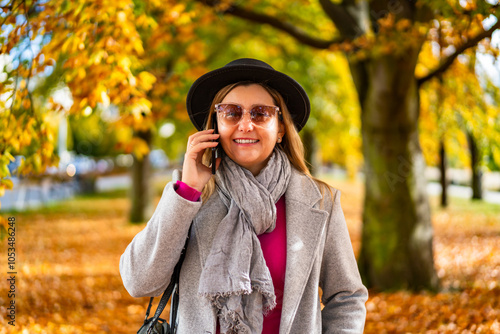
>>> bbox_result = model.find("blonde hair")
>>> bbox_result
[200,81,332,202]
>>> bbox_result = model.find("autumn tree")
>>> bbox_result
[419,46,500,205]
[0,5,59,216]
[195,0,500,290]
[1,0,151,214]
[0,1,223,222]
[481,75,500,172]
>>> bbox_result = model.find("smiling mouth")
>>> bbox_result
[234,139,259,144]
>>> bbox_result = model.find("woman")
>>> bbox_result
[120,58,368,334]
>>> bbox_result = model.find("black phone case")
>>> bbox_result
[211,117,220,174]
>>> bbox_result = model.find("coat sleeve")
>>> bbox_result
[119,179,203,298]
[320,189,368,333]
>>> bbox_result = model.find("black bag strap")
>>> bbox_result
[169,283,180,326]
[143,225,191,334]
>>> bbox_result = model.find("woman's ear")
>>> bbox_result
[277,122,285,142]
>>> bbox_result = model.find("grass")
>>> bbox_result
[431,196,500,217]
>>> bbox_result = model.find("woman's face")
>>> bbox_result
[217,84,285,176]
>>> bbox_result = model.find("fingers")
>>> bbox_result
[187,130,219,153]
[188,140,218,155]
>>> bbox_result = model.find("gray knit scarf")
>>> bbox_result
[198,148,291,334]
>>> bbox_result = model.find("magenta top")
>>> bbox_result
[174,180,286,333]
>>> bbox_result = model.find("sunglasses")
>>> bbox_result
[215,103,280,127]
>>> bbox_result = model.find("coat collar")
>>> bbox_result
[280,169,329,334]
[285,167,324,207]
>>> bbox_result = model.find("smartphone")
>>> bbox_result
[211,116,220,174]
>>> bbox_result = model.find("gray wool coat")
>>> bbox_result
[120,168,368,334]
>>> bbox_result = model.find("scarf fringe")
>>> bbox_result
[252,284,277,315]
[198,284,276,315]
[199,284,277,313]
[199,288,252,309]
[218,309,248,334]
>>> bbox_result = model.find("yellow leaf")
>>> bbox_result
[79,98,88,108]
[22,99,31,109]
[131,137,150,160]
[1,178,13,189]
[5,151,15,162]
[77,67,86,79]
[133,39,144,54]
[138,71,156,91]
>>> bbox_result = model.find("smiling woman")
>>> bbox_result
[213,84,284,176]
[120,58,368,334]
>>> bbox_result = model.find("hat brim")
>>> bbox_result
[186,64,310,132]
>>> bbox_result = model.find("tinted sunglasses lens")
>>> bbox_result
[250,106,276,124]
[217,104,243,125]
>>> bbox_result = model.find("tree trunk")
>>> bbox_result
[129,130,154,223]
[439,139,448,207]
[467,131,483,200]
[354,52,440,291]
[301,127,319,176]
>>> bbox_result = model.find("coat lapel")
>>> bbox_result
[280,170,329,334]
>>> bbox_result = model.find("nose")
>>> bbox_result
[238,112,254,132]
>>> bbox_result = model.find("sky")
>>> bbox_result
[476,14,500,86]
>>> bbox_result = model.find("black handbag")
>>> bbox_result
[137,228,190,334]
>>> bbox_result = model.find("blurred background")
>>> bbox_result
[1,0,499,333]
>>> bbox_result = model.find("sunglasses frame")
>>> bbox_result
[214,103,281,127]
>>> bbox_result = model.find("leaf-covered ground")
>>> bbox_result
[0,178,499,333]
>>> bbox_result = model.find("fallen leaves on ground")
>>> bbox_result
[0,179,498,333]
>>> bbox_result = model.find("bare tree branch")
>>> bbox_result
[197,0,343,49]
[319,0,367,38]
[417,17,500,86]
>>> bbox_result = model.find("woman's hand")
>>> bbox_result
[181,129,221,192]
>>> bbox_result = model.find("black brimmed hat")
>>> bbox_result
[186,58,310,132]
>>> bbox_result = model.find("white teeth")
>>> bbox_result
[234,139,258,144]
